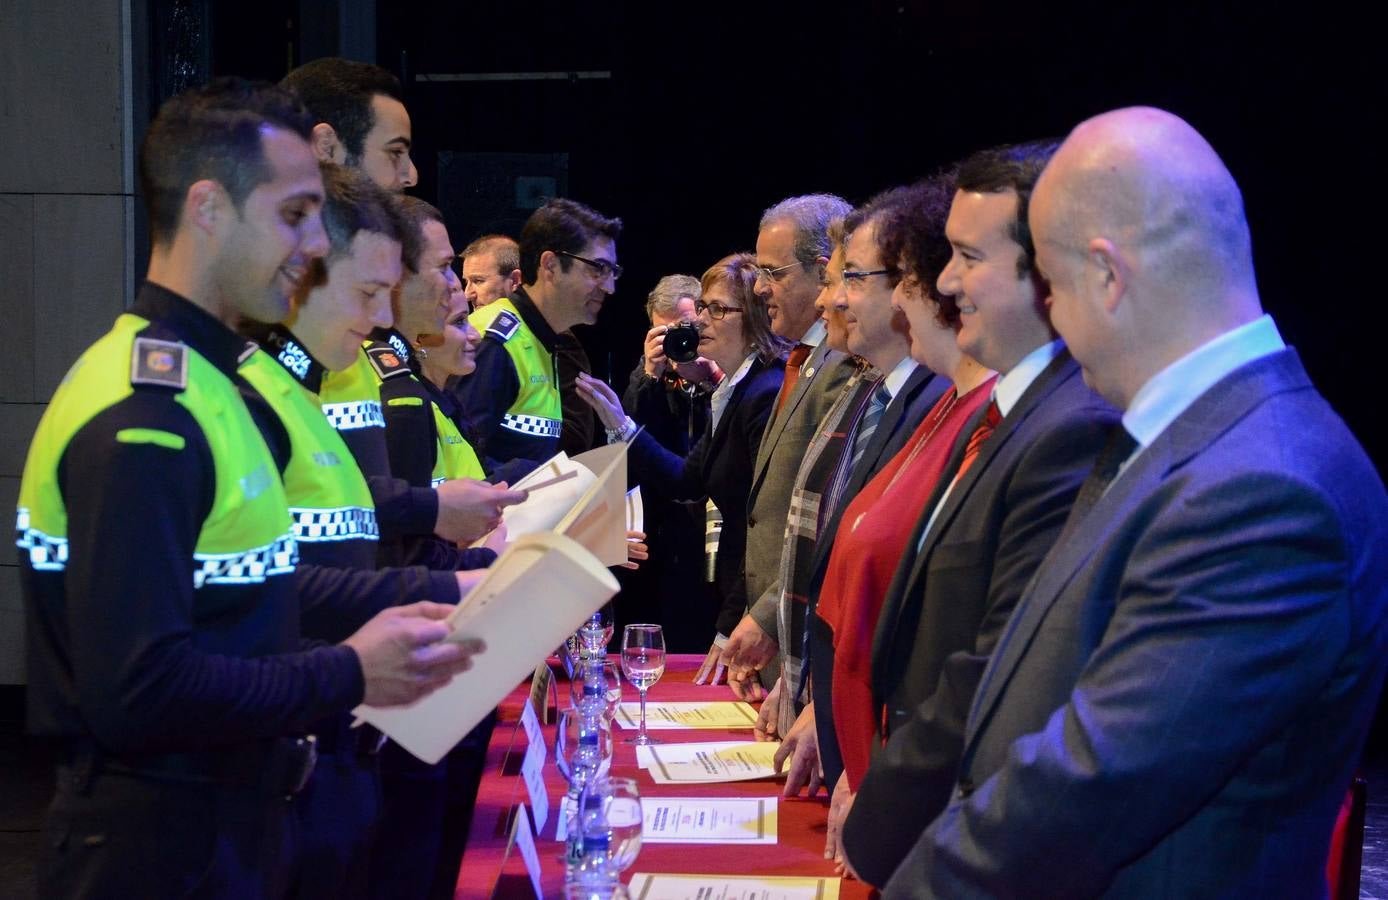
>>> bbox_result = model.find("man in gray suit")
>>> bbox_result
[874,108,1388,898]
[697,194,854,700]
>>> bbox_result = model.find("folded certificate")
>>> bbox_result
[626,873,840,900]
[639,741,782,784]
[615,701,758,730]
[353,531,619,764]
[477,442,631,567]
[555,796,777,844]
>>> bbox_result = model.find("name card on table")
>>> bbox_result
[528,663,555,724]
[518,699,550,833]
[508,804,545,899]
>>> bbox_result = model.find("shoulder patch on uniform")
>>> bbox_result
[365,344,412,380]
[130,336,188,390]
[486,310,521,343]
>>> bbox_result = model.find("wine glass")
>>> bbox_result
[620,624,665,745]
[555,707,613,799]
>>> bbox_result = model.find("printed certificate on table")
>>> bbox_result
[642,797,778,844]
[615,701,759,730]
[626,873,840,900]
[638,741,782,784]
[556,796,778,844]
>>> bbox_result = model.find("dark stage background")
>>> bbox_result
[199,0,1384,479]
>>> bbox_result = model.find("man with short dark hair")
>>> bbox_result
[452,197,622,468]
[879,108,1388,899]
[241,164,493,900]
[459,233,521,308]
[15,79,479,899]
[283,57,418,191]
[840,140,1118,886]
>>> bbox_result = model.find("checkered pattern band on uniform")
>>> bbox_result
[501,413,562,437]
[192,532,298,589]
[323,400,385,431]
[290,506,379,543]
[14,507,68,572]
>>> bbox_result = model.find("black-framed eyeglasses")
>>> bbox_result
[754,261,802,283]
[842,269,892,292]
[558,250,623,282]
[695,300,744,320]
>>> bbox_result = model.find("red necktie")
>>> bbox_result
[776,343,812,414]
[954,398,1002,481]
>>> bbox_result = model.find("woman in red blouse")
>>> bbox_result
[811,174,997,873]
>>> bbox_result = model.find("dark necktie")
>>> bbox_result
[776,343,813,414]
[1068,425,1139,524]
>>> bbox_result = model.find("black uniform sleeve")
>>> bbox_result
[379,375,437,489]
[555,332,596,455]
[450,339,520,459]
[400,537,498,572]
[59,396,363,755]
[334,420,438,538]
[294,564,462,643]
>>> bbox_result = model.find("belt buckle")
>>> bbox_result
[287,735,318,795]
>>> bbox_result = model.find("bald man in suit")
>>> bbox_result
[874,107,1388,899]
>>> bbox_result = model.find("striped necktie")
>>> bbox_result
[849,380,892,475]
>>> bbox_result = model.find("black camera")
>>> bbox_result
[662,323,702,364]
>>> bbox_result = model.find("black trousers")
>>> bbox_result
[41,766,296,899]
[292,751,382,900]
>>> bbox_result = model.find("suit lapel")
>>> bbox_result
[704,359,761,471]
[892,354,1079,630]
[960,348,1315,759]
[749,341,837,501]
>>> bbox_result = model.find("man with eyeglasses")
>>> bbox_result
[452,197,623,469]
[707,194,856,705]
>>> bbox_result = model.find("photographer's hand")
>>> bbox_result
[674,356,724,391]
[643,325,671,378]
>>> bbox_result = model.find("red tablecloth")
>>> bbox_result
[453,654,873,898]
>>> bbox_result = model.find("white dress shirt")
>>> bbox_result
[917,338,1066,550]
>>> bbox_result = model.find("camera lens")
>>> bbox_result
[662,323,701,364]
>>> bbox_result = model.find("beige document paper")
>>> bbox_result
[614,701,758,730]
[638,741,783,784]
[626,873,840,900]
[555,796,777,845]
[353,531,619,764]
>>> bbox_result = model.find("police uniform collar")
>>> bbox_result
[254,325,328,394]
[369,327,418,370]
[509,287,559,352]
[131,281,253,379]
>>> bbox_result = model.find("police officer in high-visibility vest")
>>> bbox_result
[452,198,623,470]
[15,80,483,900]
[283,57,514,566]
[240,163,498,900]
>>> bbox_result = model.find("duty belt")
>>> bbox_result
[501,413,562,438]
[62,735,319,798]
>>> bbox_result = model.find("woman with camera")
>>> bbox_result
[576,253,790,658]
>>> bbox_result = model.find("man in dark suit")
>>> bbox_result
[837,142,1119,880]
[873,107,1388,899]
[699,194,854,697]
